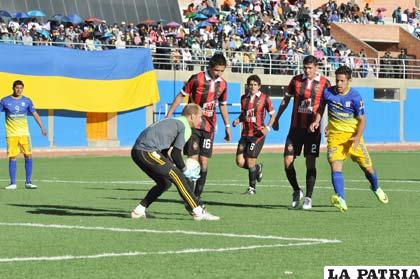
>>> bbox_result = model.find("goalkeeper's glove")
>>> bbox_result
[183,168,200,182]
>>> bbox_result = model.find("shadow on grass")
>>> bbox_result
[7,203,194,221]
[8,203,128,218]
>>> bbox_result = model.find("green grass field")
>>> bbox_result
[0,152,419,279]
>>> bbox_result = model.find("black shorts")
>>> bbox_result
[131,148,200,209]
[236,136,265,158]
[184,128,214,158]
[284,128,321,157]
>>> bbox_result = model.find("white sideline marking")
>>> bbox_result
[1,178,418,193]
[0,222,340,243]
[0,222,340,263]
[0,243,320,263]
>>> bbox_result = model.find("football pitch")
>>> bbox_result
[0,151,419,279]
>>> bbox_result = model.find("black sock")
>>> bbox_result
[306,168,317,198]
[248,166,257,188]
[194,170,208,198]
[285,166,300,191]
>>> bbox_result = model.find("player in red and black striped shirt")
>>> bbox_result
[233,75,275,194]
[166,53,231,201]
[273,55,331,209]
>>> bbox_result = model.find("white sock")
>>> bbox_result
[192,206,204,216]
[134,204,146,213]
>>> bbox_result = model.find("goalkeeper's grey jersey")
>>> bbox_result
[133,117,191,152]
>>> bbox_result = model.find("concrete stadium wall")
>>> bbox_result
[330,23,379,58]
[335,23,400,43]
[399,28,420,59]
[404,88,420,142]
[53,110,87,147]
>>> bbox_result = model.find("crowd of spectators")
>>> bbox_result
[0,0,418,78]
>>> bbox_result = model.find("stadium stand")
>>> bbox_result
[0,0,419,79]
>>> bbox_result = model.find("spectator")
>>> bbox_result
[397,49,408,79]
[414,22,420,38]
[392,7,402,23]
[22,30,33,46]
[380,51,394,78]
[374,9,385,24]
[115,33,126,49]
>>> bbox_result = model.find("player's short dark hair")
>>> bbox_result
[335,66,352,79]
[13,80,24,88]
[246,75,261,85]
[209,53,227,68]
[303,55,318,66]
[182,103,201,117]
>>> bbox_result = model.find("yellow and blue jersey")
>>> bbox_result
[324,87,364,134]
[0,95,35,137]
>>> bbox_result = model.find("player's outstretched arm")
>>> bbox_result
[166,93,185,119]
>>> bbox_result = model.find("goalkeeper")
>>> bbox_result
[130,103,219,221]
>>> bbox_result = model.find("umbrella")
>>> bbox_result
[185,12,197,19]
[140,18,156,25]
[51,14,67,22]
[65,14,83,24]
[200,7,219,16]
[85,17,103,23]
[27,10,46,17]
[13,12,29,19]
[207,17,219,23]
[332,42,347,51]
[196,21,211,29]
[101,32,113,39]
[0,10,12,18]
[165,21,181,28]
[194,13,208,20]
[377,7,386,12]
[36,29,51,39]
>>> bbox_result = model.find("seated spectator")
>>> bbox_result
[22,30,33,46]
[115,33,126,49]
[85,35,95,51]
[414,22,420,38]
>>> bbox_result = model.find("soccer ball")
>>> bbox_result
[185,158,200,177]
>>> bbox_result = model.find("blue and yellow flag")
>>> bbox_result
[0,44,159,112]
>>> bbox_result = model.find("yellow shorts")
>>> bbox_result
[327,133,372,168]
[7,136,32,158]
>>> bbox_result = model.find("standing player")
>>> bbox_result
[166,53,231,202]
[1,80,47,190]
[272,55,330,209]
[131,104,219,221]
[309,66,389,212]
[232,75,275,194]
